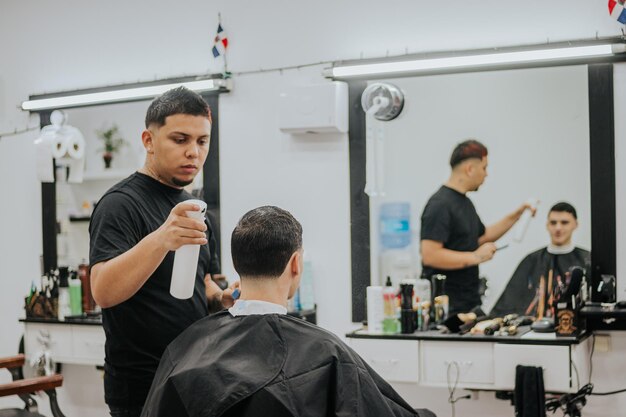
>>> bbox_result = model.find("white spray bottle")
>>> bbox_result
[170,199,207,299]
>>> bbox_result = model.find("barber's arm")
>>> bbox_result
[421,239,496,270]
[478,202,536,245]
[91,201,208,308]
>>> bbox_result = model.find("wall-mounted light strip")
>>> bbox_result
[328,43,626,79]
[22,78,230,111]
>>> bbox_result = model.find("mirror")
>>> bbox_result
[366,65,592,313]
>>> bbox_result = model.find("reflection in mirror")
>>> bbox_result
[368,65,591,313]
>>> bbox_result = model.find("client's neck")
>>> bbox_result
[239,276,289,308]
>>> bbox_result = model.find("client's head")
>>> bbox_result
[231,206,304,301]
[547,201,578,247]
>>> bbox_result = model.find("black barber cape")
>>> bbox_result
[491,247,589,317]
[141,311,421,417]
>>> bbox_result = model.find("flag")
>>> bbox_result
[212,23,228,58]
[609,0,626,24]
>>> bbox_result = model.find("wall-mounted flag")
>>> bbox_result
[212,23,228,58]
[609,0,626,24]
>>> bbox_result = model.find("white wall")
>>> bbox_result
[1,1,625,416]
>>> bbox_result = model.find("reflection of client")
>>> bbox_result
[491,202,590,318]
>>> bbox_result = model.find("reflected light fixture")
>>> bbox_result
[22,78,231,111]
[327,42,626,79]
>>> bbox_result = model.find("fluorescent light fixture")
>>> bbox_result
[22,78,229,111]
[330,43,626,79]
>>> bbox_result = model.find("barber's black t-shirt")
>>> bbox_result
[89,172,220,407]
[420,185,485,314]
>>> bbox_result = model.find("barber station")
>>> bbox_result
[2,3,626,417]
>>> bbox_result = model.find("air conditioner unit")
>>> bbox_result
[278,81,348,134]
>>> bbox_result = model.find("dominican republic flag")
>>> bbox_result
[609,0,626,24]
[212,24,228,57]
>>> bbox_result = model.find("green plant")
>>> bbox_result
[96,124,125,154]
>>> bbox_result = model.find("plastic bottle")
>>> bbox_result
[170,199,207,299]
[69,277,83,316]
[382,277,399,333]
[366,286,384,333]
[57,272,71,320]
[380,202,411,249]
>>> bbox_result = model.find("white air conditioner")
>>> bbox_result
[278,81,348,134]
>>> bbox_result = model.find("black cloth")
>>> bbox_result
[420,186,486,314]
[89,172,220,407]
[490,247,590,317]
[514,365,546,417]
[141,312,428,417]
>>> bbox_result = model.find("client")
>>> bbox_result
[142,206,434,417]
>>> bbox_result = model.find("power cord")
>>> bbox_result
[446,361,471,417]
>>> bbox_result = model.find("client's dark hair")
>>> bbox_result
[449,139,488,168]
[549,202,577,219]
[145,86,212,128]
[231,206,303,278]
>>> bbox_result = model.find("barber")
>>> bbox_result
[420,139,535,315]
[89,87,237,417]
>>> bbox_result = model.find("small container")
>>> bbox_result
[382,277,399,334]
[69,278,83,315]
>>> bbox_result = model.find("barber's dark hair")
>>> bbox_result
[449,139,488,168]
[144,86,211,128]
[231,206,303,278]
[549,201,577,219]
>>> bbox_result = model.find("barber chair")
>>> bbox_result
[0,354,65,417]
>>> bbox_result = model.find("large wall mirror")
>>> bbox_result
[348,62,618,322]
[36,90,222,273]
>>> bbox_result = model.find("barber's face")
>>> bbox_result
[468,156,488,191]
[143,114,211,188]
[547,211,578,246]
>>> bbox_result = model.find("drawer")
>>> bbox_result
[24,323,74,361]
[421,341,494,387]
[494,344,571,392]
[349,338,419,383]
[71,325,105,365]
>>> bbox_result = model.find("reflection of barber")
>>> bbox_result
[420,139,535,315]
[491,202,590,318]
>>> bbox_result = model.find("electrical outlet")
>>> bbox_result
[594,334,611,353]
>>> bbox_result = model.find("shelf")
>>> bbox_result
[81,169,134,182]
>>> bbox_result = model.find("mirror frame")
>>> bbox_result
[346,62,621,323]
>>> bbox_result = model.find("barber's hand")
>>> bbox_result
[156,201,208,251]
[517,201,538,218]
[473,242,497,264]
[221,281,241,309]
[204,275,240,309]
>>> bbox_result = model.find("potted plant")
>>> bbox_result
[96,124,125,169]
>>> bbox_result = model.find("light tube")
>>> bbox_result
[22,79,227,111]
[331,44,626,79]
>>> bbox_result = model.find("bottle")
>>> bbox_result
[69,276,83,316]
[380,202,411,249]
[399,282,416,334]
[170,199,207,299]
[78,261,96,313]
[57,271,71,320]
[366,286,384,333]
[415,276,431,305]
[382,277,399,333]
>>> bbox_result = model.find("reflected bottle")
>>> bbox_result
[382,277,399,334]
